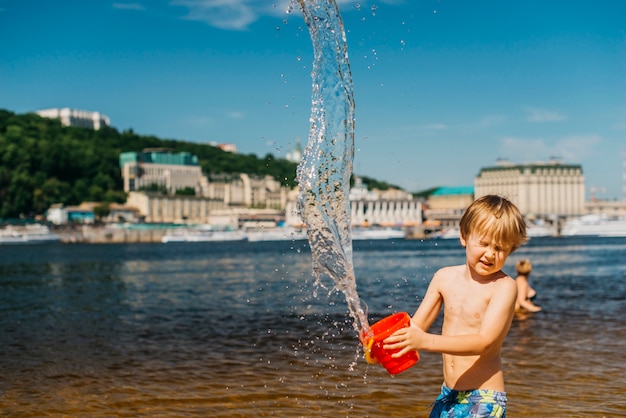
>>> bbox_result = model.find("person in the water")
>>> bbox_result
[514,259,542,313]
[384,195,527,417]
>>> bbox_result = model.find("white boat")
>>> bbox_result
[432,222,556,240]
[161,226,247,243]
[351,227,406,241]
[246,227,307,242]
[560,214,626,237]
[526,221,556,238]
[0,224,61,244]
[436,227,461,240]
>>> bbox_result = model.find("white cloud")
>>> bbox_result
[228,111,245,119]
[170,0,292,31]
[184,115,214,127]
[168,0,398,31]
[554,134,602,161]
[478,115,506,127]
[500,134,601,163]
[112,3,146,10]
[523,107,566,122]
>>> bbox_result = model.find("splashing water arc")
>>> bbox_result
[296,0,369,335]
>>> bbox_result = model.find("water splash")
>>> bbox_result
[295,0,369,335]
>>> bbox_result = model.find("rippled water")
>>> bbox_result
[1,237,625,416]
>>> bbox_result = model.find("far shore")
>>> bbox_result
[51,224,429,244]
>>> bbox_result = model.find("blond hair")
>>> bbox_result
[459,195,528,252]
[516,259,532,275]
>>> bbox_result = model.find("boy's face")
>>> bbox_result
[460,233,513,278]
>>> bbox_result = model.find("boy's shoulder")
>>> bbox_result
[436,264,466,276]
[432,264,466,284]
[435,265,516,288]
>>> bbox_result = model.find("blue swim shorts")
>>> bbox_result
[429,385,507,418]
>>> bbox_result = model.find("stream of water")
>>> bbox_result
[295,0,369,337]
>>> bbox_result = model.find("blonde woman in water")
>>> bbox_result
[514,259,542,313]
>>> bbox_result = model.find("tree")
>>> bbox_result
[93,202,110,222]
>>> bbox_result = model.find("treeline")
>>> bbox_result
[0,109,400,219]
[0,109,300,218]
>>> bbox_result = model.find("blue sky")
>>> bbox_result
[1,1,625,199]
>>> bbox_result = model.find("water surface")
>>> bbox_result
[1,237,625,416]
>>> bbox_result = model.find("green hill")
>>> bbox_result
[0,109,300,219]
[0,109,402,219]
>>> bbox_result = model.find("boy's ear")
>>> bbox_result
[459,234,467,248]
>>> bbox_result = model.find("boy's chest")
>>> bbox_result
[442,283,493,326]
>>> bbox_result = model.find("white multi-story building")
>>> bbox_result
[285,185,423,227]
[119,149,291,223]
[120,149,208,196]
[36,108,110,130]
[474,159,585,217]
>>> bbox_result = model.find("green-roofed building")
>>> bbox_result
[422,186,474,234]
[430,186,475,196]
[120,148,206,195]
[475,159,585,217]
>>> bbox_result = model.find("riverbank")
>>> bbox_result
[52,224,169,244]
[50,224,428,244]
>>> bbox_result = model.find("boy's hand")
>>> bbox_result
[382,321,424,358]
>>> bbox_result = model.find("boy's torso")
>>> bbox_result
[436,265,514,391]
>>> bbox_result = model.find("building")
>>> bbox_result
[36,108,110,130]
[423,186,474,231]
[350,198,423,227]
[474,159,585,218]
[47,202,97,224]
[285,185,423,228]
[206,173,288,209]
[217,143,238,153]
[125,192,226,224]
[120,149,209,196]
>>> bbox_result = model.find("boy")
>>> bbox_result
[384,195,527,417]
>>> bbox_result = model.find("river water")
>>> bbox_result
[1,236,625,417]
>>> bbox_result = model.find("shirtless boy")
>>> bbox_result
[384,194,527,417]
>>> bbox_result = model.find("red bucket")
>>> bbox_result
[363,312,419,375]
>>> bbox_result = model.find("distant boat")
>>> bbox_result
[435,227,461,240]
[0,224,61,245]
[526,221,556,238]
[560,214,626,237]
[246,227,307,242]
[351,227,406,241]
[161,226,247,243]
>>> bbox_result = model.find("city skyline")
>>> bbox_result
[1,0,625,199]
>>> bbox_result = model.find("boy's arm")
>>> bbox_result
[385,277,517,357]
[411,271,444,331]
